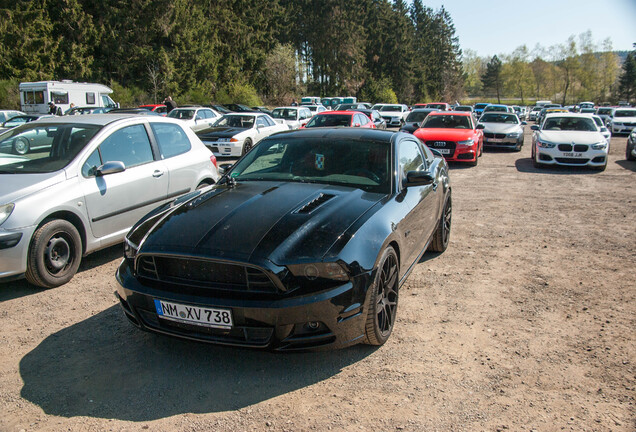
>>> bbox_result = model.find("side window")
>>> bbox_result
[360,114,369,125]
[82,149,102,177]
[264,116,276,126]
[151,123,192,158]
[86,92,96,104]
[99,124,154,168]
[398,140,425,185]
[256,116,267,127]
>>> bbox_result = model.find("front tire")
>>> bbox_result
[364,247,399,346]
[242,138,253,156]
[25,220,82,288]
[429,195,452,252]
[627,145,636,161]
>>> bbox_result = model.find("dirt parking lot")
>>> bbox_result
[0,126,634,431]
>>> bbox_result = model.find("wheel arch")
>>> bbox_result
[36,210,87,256]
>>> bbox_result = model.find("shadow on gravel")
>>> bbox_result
[19,306,375,421]
[0,244,122,302]
[615,160,636,172]
[515,157,601,175]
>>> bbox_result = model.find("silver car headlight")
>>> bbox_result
[591,142,608,150]
[507,132,522,138]
[536,139,556,148]
[457,139,474,146]
[0,203,14,226]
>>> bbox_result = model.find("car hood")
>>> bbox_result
[612,116,636,122]
[137,181,384,265]
[414,128,475,141]
[537,130,605,144]
[481,123,522,134]
[197,126,248,139]
[0,170,67,204]
[379,111,403,117]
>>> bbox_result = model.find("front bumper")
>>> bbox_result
[0,226,35,281]
[115,259,372,351]
[534,143,608,167]
[483,135,521,149]
[610,123,636,135]
[381,116,403,127]
[202,140,244,157]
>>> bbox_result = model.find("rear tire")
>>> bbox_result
[364,247,399,346]
[429,195,452,252]
[242,138,253,156]
[13,137,30,155]
[25,220,82,288]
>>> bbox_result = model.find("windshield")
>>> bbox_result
[614,110,636,118]
[167,109,195,120]
[228,136,390,193]
[480,113,518,124]
[3,117,33,128]
[421,115,471,129]
[485,106,507,112]
[213,114,255,128]
[474,103,488,109]
[597,108,612,115]
[305,114,352,127]
[379,105,402,112]
[542,117,597,132]
[272,108,297,120]
[454,106,472,112]
[0,123,101,173]
[406,111,432,122]
[426,104,446,109]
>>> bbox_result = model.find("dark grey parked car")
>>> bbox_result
[400,108,438,134]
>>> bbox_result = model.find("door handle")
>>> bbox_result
[432,182,438,191]
[152,170,164,178]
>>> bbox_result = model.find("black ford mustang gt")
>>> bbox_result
[115,128,452,350]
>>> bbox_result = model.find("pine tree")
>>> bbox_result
[482,55,503,103]
[618,49,636,103]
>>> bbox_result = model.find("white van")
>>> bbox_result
[535,100,552,108]
[19,80,118,114]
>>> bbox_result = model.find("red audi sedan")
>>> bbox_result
[414,111,483,165]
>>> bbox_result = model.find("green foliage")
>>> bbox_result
[109,81,148,107]
[359,77,398,104]
[482,55,503,103]
[216,81,262,106]
[263,44,298,105]
[618,51,636,103]
[0,79,21,109]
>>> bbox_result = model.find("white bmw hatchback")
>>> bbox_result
[531,113,609,171]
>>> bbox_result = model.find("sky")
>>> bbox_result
[420,0,636,58]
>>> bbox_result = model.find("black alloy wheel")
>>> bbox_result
[365,247,399,346]
[429,195,452,252]
[242,138,253,155]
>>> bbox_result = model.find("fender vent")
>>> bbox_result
[296,193,335,214]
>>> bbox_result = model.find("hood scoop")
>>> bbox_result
[295,193,335,214]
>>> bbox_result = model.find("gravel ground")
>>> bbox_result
[0,125,634,431]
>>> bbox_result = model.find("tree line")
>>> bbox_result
[0,1,633,109]
[0,0,462,107]
[466,33,635,106]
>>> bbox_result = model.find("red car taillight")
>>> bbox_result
[210,154,218,168]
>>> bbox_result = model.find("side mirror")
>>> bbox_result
[218,162,233,175]
[531,125,540,131]
[406,171,435,187]
[476,124,485,129]
[95,161,125,176]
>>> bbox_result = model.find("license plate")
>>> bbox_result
[438,149,451,154]
[562,152,583,157]
[154,299,233,329]
[488,138,504,143]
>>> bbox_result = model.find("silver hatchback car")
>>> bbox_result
[0,114,219,288]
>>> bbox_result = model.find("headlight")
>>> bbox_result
[457,139,474,146]
[536,140,556,148]
[287,262,349,281]
[124,237,138,260]
[0,203,14,226]
[591,142,607,150]
[507,132,522,138]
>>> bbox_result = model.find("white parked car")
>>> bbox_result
[196,112,289,157]
[588,114,611,144]
[0,110,25,124]
[303,104,327,114]
[478,112,525,151]
[607,108,636,135]
[0,114,220,287]
[371,104,409,127]
[271,106,313,129]
[167,106,221,132]
[531,113,609,171]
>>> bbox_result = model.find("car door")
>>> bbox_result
[79,122,170,241]
[396,138,439,267]
[254,115,274,143]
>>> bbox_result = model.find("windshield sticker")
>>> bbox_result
[315,153,325,171]
[231,172,240,177]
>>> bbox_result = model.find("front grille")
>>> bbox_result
[555,157,590,164]
[574,144,588,152]
[136,255,279,293]
[484,132,506,139]
[558,144,572,151]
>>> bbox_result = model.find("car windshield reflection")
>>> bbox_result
[229,137,390,193]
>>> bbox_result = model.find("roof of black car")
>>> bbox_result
[269,127,400,143]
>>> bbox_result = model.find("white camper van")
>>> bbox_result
[19,80,118,114]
